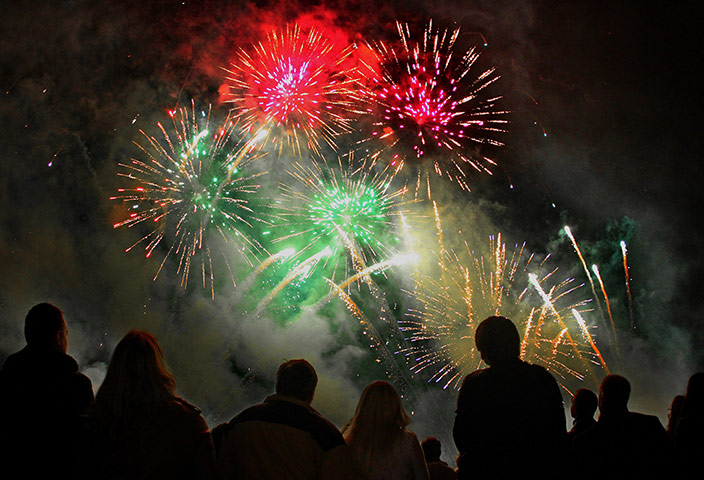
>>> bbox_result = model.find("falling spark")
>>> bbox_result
[564,225,607,325]
[592,264,619,354]
[621,240,636,331]
[573,309,610,374]
[325,278,411,390]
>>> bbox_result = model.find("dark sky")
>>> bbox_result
[1,0,702,448]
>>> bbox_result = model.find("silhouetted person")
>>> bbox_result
[572,374,672,477]
[673,372,704,475]
[421,436,456,480]
[0,303,94,477]
[568,388,598,438]
[83,330,215,479]
[452,316,566,478]
[216,359,359,480]
[343,381,429,480]
[666,394,685,439]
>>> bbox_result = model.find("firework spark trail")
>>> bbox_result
[564,226,609,332]
[399,213,416,259]
[224,24,358,157]
[325,279,414,397]
[592,264,620,355]
[621,240,636,331]
[227,248,298,305]
[433,201,447,273]
[258,247,332,309]
[254,248,297,276]
[358,20,509,193]
[527,273,596,383]
[321,253,419,304]
[333,223,370,285]
[111,101,270,297]
[520,308,538,359]
[316,253,419,313]
[275,154,414,282]
[572,309,610,375]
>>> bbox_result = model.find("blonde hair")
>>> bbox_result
[343,381,410,474]
[94,330,176,431]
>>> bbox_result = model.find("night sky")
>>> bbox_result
[1,0,702,460]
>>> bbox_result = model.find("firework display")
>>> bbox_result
[224,24,358,157]
[111,101,270,297]
[399,231,606,392]
[357,20,509,191]
[108,16,622,399]
[273,153,414,282]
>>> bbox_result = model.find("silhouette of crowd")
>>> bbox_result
[0,304,700,479]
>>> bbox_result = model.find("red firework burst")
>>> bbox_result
[360,21,509,191]
[224,24,358,157]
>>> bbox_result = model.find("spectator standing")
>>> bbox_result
[572,374,672,477]
[453,316,566,478]
[673,372,704,475]
[343,380,429,480]
[421,436,456,480]
[84,330,215,479]
[216,359,358,480]
[568,388,598,438]
[0,303,94,477]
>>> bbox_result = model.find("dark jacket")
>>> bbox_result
[427,460,456,480]
[572,410,673,477]
[673,411,704,476]
[0,346,94,476]
[216,394,359,480]
[453,359,566,477]
[82,397,216,480]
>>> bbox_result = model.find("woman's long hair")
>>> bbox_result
[343,381,410,475]
[93,330,176,432]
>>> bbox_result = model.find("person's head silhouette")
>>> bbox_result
[24,302,68,353]
[571,388,598,422]
[421,436,442,463]
[599,374,631,417]
[276,359,318,404]
[475,316,520,366]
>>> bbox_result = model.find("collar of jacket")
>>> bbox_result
[264,393,313,410]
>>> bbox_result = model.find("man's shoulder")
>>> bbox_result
[459,367,490,386]
[228,397,345,451]
[627,411,659,421]
[627,411,665,431]
[1,348,82,382]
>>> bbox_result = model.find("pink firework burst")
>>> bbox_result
[224,24,358,157]
[360,20,509,191]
